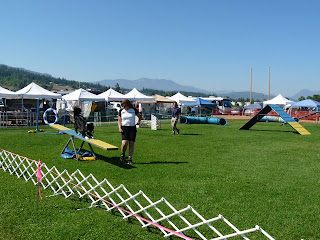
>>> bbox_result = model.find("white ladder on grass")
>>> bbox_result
[0,148,275,240]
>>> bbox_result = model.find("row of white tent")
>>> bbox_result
[0,83,154,102]
[1,82,319,108]
[0,82,197,104]
[262,94,320,108]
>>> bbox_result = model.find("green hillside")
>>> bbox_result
[0,64,107,92]
[0,64,209,97]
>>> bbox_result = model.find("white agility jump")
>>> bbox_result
[138,114,160,130]
[0,148,275,240]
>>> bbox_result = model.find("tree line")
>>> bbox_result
[0,64,107,91]
[298,95,320,102]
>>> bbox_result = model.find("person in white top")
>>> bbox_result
[118,99,142,165]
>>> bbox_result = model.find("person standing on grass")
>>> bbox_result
[171,102,181,135]
[191,107,196,116]
[118,99,142,165]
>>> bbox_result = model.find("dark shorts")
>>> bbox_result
[121,126,137,142]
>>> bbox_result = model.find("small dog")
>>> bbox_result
[74,107,94,138]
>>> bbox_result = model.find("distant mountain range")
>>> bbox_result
[96,78,320,100]
[96,78,212,94]
[218,91,275,101]
[96,78,273,100]
[2,63,319,101]
[291,89,320,100]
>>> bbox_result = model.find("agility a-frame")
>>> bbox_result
[240,104,311,135]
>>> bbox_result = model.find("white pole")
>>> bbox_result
[268,66,271,100]
[250,68,253,104]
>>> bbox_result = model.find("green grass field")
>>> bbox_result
[0,120,319,239]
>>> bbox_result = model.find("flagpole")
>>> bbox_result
[250,68,252,104]
[36,98,40,131]
[268,66,271,100]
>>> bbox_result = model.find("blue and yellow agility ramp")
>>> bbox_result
[240,104,311,135]
[49,124,118,160]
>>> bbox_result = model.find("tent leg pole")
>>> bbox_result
[36,98,40,132]
[63,99,66,126]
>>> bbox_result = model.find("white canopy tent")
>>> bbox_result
[59,88,105,118]
[169,92,196,105]
[263,94,294,107]
[98,88,126,101]
[12,82,62,131]
[62,88,105,101]
[15,82,62,99]
[0,86,19,98]
[123,88,155,102]
[0,86,20,128]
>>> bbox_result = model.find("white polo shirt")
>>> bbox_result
[119,108,139,126]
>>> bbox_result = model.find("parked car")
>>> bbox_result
[231,107,244,115]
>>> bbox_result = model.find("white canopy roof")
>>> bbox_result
[123,88,155,101]
[62,88,105,101]
[0,86,19,98]
[98,88,126,101]
[15,82,62,99]
[169,92,196,104]
[263,94,294,106]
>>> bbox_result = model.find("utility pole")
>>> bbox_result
[250,68,252,104]
[268,66,271,100]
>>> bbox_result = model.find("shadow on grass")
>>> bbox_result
[136,161,188,165]
[95,154,135,169]
[180,133,202,136]
[247,129,299,134]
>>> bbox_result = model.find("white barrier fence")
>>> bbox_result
[0,148,275,240]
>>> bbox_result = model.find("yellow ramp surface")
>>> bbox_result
[288,122,311,135]
[49,124,70,131]
[87,139,118,150]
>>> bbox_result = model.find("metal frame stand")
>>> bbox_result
[61,136,96,160]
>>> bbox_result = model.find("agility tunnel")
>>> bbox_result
[259,116,299,123]
[180,116,227,126]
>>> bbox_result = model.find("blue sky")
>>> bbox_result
[0,0,319,96]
